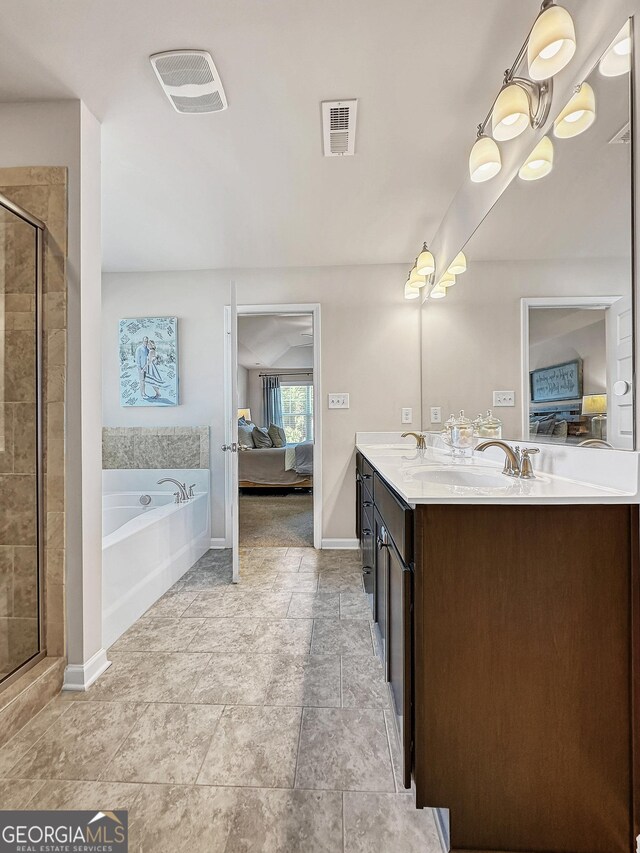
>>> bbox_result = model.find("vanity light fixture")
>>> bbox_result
[519,135,554,180]
[492,83,531,141]
[404,281,420,300]
[447,252,467,275]
[554,82,596,138]
[430,283,447,299]
[527,1,576,81]
[409,267,427,288]
[438,272,456,288]
[416,243,436,276]
[469,134,502,182]
[600,21,632,77]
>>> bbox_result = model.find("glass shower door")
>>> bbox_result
[0,198,44,686]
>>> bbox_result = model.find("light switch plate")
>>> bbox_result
[328,393,350,409]
[430,406,442,424]
[493,390,515,407]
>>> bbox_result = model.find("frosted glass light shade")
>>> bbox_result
[528,4,576,81]
[404,282,420,300]
[600,21,632,77]
[438,272,456,288]
[416,245,435,276]
[409,267,427,288]
[469,136,502,183]
[519,136,554,181]
[430,283,447,299]
[492,83,530,141]
[554,83,596,138]
[447,252,467,275]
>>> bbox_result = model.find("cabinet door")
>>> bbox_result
[387,541,413,789]
[374,511,388,666]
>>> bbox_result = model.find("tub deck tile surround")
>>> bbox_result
[0,548,441,852]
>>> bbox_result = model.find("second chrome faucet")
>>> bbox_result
[475,440,540,479]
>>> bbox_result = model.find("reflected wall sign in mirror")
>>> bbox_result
[421,18,634,451]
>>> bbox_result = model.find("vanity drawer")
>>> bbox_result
[357,453,374,498]
[374,472,413,565]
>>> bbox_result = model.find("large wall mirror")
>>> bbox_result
[421,18,634,451]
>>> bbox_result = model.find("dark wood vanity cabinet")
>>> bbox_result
[356,452,640,853]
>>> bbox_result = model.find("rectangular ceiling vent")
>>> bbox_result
[322,100,358,156]
[150,50,228,114]
[610,121,631,144]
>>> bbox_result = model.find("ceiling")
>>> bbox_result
[237,313,313,369]
[0,0,536,272]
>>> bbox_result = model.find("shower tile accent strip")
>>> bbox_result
[102,426,210,469]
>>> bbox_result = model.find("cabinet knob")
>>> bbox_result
[362,528,372,536]
[362,567,372,575]
[363,501,373,508]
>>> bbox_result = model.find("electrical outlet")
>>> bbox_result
[493,390,515,407]
[430,406,442,424]
[401,407,413,424]
[328,393,350,409]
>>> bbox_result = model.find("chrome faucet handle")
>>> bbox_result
[188,483,196,497]
[519,447,540,479]
[173,491,181,504]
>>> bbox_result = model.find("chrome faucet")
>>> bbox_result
[157,478,189,501]
[402,432,427,450]
[475,440,540,479]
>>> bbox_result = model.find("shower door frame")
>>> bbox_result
[0,190,47,694]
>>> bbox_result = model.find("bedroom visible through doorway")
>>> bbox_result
[237,311,316,547]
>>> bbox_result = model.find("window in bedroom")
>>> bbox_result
[281,384,314,444]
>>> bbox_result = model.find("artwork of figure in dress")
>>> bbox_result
[119,318,178,407]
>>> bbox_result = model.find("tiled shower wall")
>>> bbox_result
[0,167,67,686]
[102,426,210,469]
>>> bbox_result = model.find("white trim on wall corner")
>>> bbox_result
[321,538,359,550]
[210,538,227,549]
[63,648,111,692]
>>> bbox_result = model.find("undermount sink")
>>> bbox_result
[411,467,508,489]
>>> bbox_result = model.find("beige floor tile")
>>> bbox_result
[384,709,408,793]
[182,592,236,618]
[197,705,302,788]
[85,652,211,703]
[260,554,303,573]
[142,590,200,618]
[26,779,142,810]
[343,792,442,852]
[223,591,292,618]
[0,779,45,808]
[188,617,258,652]
[110,617,205,652]
[311,620,374,655]
[295,707,395,792]
[8,701,146,781]
[287,593,340,619]
[340,592,373,620]
[0,696,72,777]
[252,618,313,654]
[264,655,341,707]
[101,703,224,784]
[192,654,276,705]
[272,573,319,593]
[318,571,364,593]
[341,655,391,709]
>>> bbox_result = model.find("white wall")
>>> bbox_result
[0,100,104,684]
[421,258,629,437]
[237,366,249,409]
[103,264,421,540]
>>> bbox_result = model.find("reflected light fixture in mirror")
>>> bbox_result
[519,135,554,180]
[469,135,502,182]
[438,272,457,288]
[409,267,427,288]
[600,21,632,77]
[554,82,596,138]
[447,252,467,275]
[404,281,420,300]
[527,2,576,81]
[492,83,531,140]
[416,243,435,276]
[430,283,447,299]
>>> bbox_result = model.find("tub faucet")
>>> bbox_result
[402,432,427,450]
[157,478,189,501]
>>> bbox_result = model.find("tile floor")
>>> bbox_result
[0,547,442,852]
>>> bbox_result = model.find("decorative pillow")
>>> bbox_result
[535,416,556,436]
[529,421,539,437]
[552,419,568,440]
[252,426,274,448]
[238,423,255,448]
[268,423,287,448]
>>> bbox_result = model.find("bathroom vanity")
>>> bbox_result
[356,439,640,853]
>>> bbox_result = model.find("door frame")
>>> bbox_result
[223,302,322,550]
[520,296,620,438]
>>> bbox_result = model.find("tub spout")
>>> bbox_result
[157,478,189,502]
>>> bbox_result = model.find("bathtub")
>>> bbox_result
[102,469,210,647]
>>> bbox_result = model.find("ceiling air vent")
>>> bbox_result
[610,121,631,144]
[150,50,228,114]
[322,100,358,156]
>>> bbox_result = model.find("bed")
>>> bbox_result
[238,442,313,489]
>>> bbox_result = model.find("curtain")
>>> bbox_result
[262,375,284,428]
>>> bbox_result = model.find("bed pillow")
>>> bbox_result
[238,423,255,448]
[552,419,568,440]
[252,426,274,448]
[534,416,556,436]
[268,423,287,448]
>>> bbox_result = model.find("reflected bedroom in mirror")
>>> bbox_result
[421,18,634,451]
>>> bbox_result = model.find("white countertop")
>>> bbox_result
[356,434,639,506]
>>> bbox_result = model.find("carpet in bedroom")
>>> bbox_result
[239,491,313,547]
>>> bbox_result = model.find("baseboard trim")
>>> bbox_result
[210,538,228,549]
[321,538,359,550]
[63,648,111,692]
